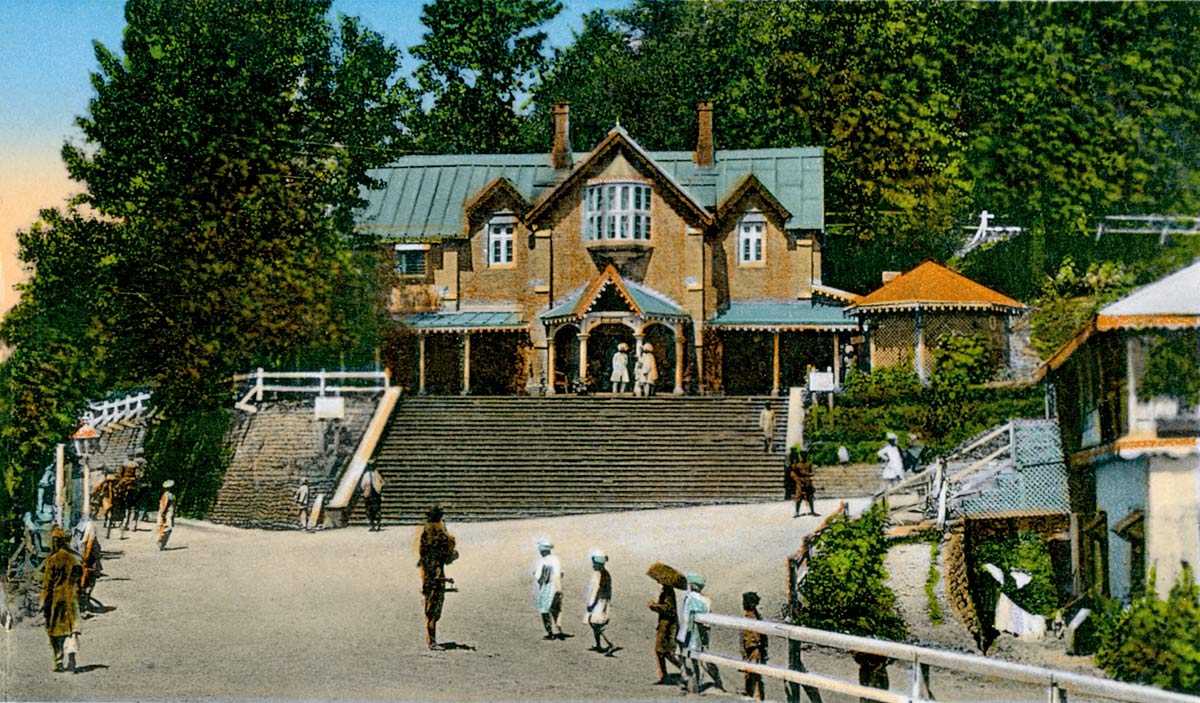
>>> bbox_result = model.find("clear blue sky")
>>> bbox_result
[0,0,626,247]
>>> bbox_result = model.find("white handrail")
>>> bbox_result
[693,613,1200,703]
[234,368,390,413]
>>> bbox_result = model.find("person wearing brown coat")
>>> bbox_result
[648,583,680,683]
[741,592,768,700]
[41,527,80,673]
[417,506,457,649]
[788,449,818,517]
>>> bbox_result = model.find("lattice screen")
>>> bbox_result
[870,315,915,369]
[953,419,1070,518]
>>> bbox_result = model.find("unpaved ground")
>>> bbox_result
[2,500,1105,702]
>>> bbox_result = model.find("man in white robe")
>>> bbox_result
[532,539,564,639]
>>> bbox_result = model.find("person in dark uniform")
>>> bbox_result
[417,506,457,649]
[741,591,768,700]
[648,582,680,683]
[788,449,818,517]
[41,527,80,673]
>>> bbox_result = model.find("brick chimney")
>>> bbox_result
[551,102,571,169]
[694,102,714,167]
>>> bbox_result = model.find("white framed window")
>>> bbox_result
[738,211,766,264]
[394,243,428,276]
[583,181,651,242]
[488,212,516,266]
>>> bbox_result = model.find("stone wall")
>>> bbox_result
[209,396,379,529]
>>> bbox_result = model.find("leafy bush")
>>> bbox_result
[926,538,944,625]
[1094,566,1200,694]
[972,531,1059,617]
[931,332,992,385]
[1030,257,1134,359]
[804,367,1043,462]
[1139,332,1200,407]
[794,502,908,641]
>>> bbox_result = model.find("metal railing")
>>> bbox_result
[689,612,1200,703]
[233,368,390,412]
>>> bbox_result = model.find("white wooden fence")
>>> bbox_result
[688,612,1200,703]
[79,391,153,430]
[232,368,390,413]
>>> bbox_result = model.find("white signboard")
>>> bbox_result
[314,396,345,420]
[808,370,837,392]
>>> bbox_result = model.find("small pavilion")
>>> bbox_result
[845,261,1025,382]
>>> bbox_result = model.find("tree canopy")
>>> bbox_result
[409,0,562,153]
[1,0,408,532]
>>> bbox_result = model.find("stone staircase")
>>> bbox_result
[351,395,795,524]
[210,397,378,529]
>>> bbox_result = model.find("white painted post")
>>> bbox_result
[319,369,327,397]
[462,332,471,395]
[255,367,265,403]
[577,333,589,388]
[772,331,781,395]
[673,327,685,395]
[82,457,91,517]
[54,444,65,527]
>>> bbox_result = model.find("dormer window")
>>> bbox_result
[394,243,428,277]
[738,211,765,265]
[584,181,651,242]
[488,212,516,266]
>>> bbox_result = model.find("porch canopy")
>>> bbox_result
[707,300,856,394]
[540,265,690,393]
[400,310,526,395]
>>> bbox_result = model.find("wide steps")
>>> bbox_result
[351,395,796,524]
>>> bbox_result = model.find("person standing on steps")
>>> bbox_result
[292,478,311,530]
[417,506,457,650]
[156,480,176,551]
[759,404,776,453]
[41,527,80,673]
[532,538,565,640]
[877,432,905,491]
[788,448,818,517]
[610,343,630,394]
[359,461,384,531]
[584,548,613,654]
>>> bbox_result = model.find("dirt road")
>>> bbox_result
[4,499,864,701]
[2,498,1098,702]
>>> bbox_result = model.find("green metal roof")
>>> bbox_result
[707,301,856,330]
[403,311,524,332]
[357,146,823,241]
[542,278,687,321]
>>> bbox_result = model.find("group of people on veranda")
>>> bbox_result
[609,342,658,395]
[27,476,176,673]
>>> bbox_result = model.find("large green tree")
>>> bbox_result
[410,0,562,153]
[1,0,408,527]
[958,2,1200,298]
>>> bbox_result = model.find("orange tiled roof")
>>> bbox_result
[846,261,1024,314]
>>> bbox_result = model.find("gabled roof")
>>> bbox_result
[714,174,791,229]
[1095,260,1200,330]
[707,300,856,331]
[845,261,1024,315]
[542,265,687,321]
[525,125,710,227]
[356,134,824,241]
